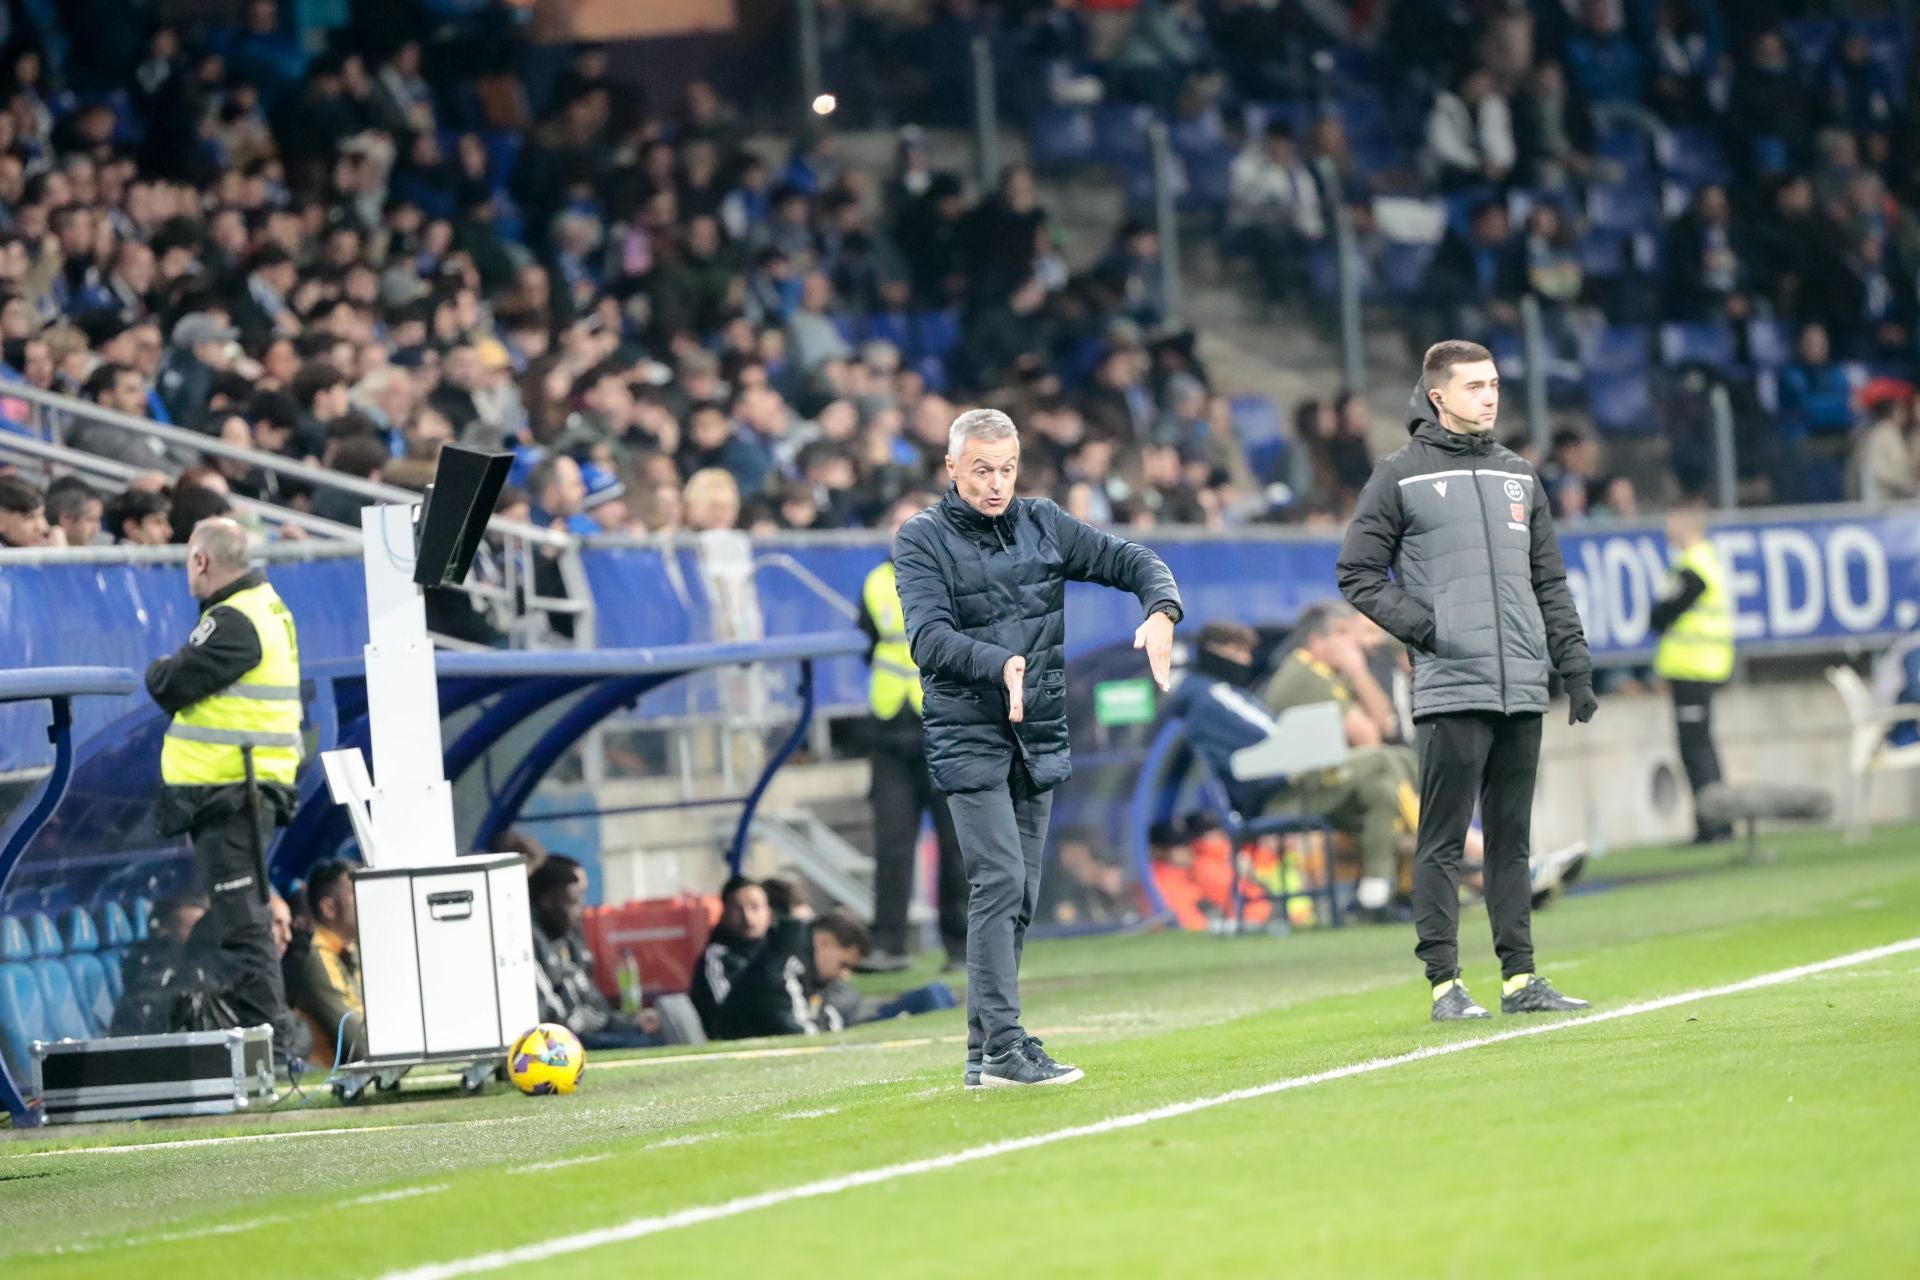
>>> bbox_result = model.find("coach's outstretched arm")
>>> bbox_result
[894,518,1019,686]
[1050,501,1183,688]
[1335,469,1436,651]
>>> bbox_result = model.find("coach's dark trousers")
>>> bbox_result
[945,761,1054,1065]
[1412,712,1541,986]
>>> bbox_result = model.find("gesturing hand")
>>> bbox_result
[1003,655,1027,723]
[1567,681,1599,725]
[1134,611,1175,692]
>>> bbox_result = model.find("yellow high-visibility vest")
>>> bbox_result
[863,560,922,719]
[161,580,304,785]
[1655,540,1734,684]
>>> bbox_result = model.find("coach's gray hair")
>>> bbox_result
[947,408,1019,460]
[189,517,251,573]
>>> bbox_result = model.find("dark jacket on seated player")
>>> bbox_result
[529,856,661,1047]
[709,909,870,1040]
[109,892,209,1036]
[688,876,773,1038]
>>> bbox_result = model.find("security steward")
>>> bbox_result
[1650,502,1735,844]
[146,517,302,1051]
[860,491,967,972]
[1337,340,1596,1023]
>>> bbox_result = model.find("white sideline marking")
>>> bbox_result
[588,1028,1093,1072]
[643,1133,718,1150]
[344,1185,448,1207]
[17,1114,535,1160]
[508,1155,612,1175]
[781,1108,840,1121]
[375,937,1920,1280]
[44,1215,291,1256]
[18,1124,397,1158]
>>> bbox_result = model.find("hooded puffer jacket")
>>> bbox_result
[1335,386,1592,719]
[894,487,1182,793]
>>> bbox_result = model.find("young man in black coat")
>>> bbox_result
[895,408,1182,1087]
[1337,340,1597,1022]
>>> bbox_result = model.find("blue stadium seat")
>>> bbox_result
[1657,127,1731,188]
[101,901,134,1004]
[1747,319,1791,367]
[1093,103,1153,165]
[1328,96,1389,143]
[1588,178,1659,233]
[132,896,151,941]
[28,913,89,1042]
[863,310,912,352]
[0,916,44,1080]
[1306,245,1341,300]
[910,309,962,364]
[1596,129,1652,180]
[1378,242,1436,298]
[1586,369,1655,434]
[1485,329,1526,372]
[1578,228,1628,278]
[1782,19,1838,68]
[1029,106,1096,168]
[1579,324,1651,373]
[1229,395,1288,485]
[1180,148,1233,211]
[1660,321,1738,371]
[63,908,112,1036]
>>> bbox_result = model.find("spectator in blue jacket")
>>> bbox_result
[1564,0,1647,106]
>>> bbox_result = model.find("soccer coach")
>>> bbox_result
[1337,340,1596,1023]
[896,408,1182,1087]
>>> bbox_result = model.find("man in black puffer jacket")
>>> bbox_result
[1337,340,1597,1023]
[896,408,1182,1088]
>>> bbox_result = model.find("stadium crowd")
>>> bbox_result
[929,0,1920,509]
[0,0,1281,555]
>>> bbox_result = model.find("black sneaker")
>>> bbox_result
[1430,981,1491,1022]
[964,1064,982,1089]
[981,1036,1084,1087]
[1501,975,1591,1014]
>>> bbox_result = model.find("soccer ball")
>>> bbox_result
[507,1023,586,1096]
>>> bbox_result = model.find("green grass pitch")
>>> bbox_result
[5,825,1918,1279]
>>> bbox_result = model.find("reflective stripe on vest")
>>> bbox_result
[1654,540,1735,684]
[161,581,304,786]
[863,561,922,719]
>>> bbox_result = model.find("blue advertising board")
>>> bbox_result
[1559,511,1920,659]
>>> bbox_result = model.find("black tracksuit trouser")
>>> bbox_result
[1670,679,1730,839]
[186,800,294,1050]
[869,737,968,960]
[1413,712,1542,986]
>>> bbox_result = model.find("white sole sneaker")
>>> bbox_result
[981,1065,1085,1087]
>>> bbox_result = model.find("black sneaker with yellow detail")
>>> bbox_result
[1500,973,1590,1014]
[1430,978,1491,1021]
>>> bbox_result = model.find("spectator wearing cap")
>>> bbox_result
[159,312,240,430]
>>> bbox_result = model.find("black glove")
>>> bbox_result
[1567,680,1599,725]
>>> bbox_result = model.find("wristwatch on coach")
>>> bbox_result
[1149,603,1183,625]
